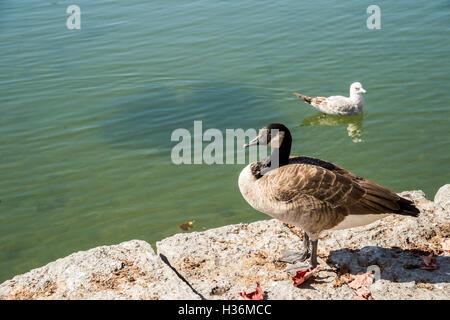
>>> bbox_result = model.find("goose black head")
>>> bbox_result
[244,123,292,150]
[244,124,292,174]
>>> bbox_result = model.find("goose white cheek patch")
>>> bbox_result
[269,130,284,148]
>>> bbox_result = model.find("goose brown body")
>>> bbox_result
[239,154,419,241]
[239,123,420,249]
[239,124,419,268]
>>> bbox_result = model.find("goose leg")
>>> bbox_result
[279,232,310,264]
[310,239,318,268]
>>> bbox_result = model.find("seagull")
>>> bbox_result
[293,82,367,116]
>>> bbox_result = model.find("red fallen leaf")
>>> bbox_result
[441,239,450,252]
[348,273,374,290]
[421,254,438,270]
[355,287,372,300]
[292,267,320,287]
[347,273,374,300]
[238,282,265,300]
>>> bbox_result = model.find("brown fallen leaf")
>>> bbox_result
[179,220,195,231]
[355,287,372,300]
[441,239,450,252]
[238,282,265,300]
[292,267,320,287]
[347,273,374,300]
[416,282,434,290]
[332,272,353,288]
[421,253,438,270]
[348,273,374,290]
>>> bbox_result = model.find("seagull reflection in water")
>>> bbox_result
[300,113,364,143]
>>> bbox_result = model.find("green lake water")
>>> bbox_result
[0,0,449,282]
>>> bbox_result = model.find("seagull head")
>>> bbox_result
[350,82,367,95]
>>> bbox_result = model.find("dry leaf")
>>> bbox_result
[179,221,195,231]
[348,273,374,290]
[347,273,374,300]
[441,239,450,252]
[421,253,438,270]
[292,267,320,287]
[355,287,372,300]
[238,282,265,300]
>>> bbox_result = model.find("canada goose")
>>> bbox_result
[293,82,367,116]
[238,124,420,268]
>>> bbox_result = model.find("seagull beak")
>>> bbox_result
[243,135,260,148]
[360,88,367,94]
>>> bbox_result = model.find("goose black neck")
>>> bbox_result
[262,130,292,169]
[270,135,291,167]
[253,128,292,179]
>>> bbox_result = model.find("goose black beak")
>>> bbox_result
[243,136,260,148]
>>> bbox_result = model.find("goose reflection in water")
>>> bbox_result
[300,113,364,143]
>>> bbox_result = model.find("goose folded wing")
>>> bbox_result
[288,155,361,181]
[270,164,404,214]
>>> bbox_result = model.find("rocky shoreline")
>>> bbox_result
[1,185,449,300]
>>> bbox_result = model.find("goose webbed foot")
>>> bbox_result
[279,249,310,264]
[279,231,310,264]
[280,233,319,275]
[285,247,319,276]
[286,262,316,276]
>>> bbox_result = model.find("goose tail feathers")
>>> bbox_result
[357,181,420,217]
[395,197,420,217]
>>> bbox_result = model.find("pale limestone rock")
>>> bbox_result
[2,187,449,300]
[157,189,449,300]
[435,184,450,212]
[0,240,199,300]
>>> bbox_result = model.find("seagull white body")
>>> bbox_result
[293,82,367,116]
